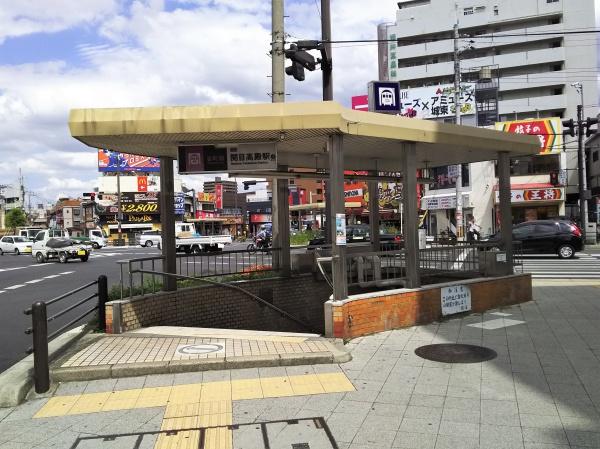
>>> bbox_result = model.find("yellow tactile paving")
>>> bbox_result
[135,386,172,408]
[168,384,202,405]
[204,427,233,449]
[102,389,142,412]
[289,374,326,396]
[260,375,295,398]
[68,391,112,414]
[316,372,356,393]
[33,395,80,418]
[231,378,263,400]
[33,370,355,449]
[199,380,231,402]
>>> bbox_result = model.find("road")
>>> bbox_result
[520,251,600,279]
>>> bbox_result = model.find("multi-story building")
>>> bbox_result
[379,0,599,234]
[203,177,238,210]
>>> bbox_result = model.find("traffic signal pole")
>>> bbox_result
[577,103,588,240]
[271,0,285,103]
[453,22,464,240]
[321,0,333,102]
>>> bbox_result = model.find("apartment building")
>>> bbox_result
[379,0,599,234]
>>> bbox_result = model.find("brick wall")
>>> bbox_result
[328,274,532,339]
[106,274,331,334]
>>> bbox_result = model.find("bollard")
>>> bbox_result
[97,275,108,332]
[31,301,50,394]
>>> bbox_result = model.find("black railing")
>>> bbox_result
[23,275,108,394]
[117,248,279,299]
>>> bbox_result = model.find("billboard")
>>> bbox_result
[495,118,562,154]
[399,84,476,119]
[98,150,160,172]
[351,95,369,111]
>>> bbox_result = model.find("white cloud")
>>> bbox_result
[0,0,399,200]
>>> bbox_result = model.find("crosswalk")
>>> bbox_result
[520,253,600,279]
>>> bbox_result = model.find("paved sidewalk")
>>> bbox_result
[53,328,348,381]
[0,280,598,448]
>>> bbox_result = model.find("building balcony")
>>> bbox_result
[499,94,567,115]
[499,71,566,92]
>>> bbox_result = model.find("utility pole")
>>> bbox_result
[321,0,333,101]
[271,0,285,103]
[574,82,588,240]
[453,22,464,240]
[116,165,123,245]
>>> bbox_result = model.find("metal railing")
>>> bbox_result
[23,275,108,393]
[316,242,523,291]
[117,248,280,299]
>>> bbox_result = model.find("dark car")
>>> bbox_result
[487,219,584,258]
[308,224,403,250]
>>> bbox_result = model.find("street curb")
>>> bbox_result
[50,345,352,382]
[0,325,91,407]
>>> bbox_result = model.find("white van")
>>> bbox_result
[18,227,44,241]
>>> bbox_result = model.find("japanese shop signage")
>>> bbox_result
[178,144,276,174]
[495,118,562,154]
[96,192,159,215]
[441,285,471,316]
[368,81,402,113]
[399,83,475,119]
[494,188,563,203]
[335,213,347,246]
[98,149,160,172]
[137,176,148,192]
[174,193,185,214]
[197,192,216,202]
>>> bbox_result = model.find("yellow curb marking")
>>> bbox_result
[34,372,355,449]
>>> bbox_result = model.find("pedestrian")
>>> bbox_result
[467,215,481,242]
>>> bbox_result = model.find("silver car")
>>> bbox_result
[135,230,161,247]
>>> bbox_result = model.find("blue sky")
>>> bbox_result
[0,0,398,202]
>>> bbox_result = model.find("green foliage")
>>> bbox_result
[5,208,27,233]
[290,230,317,246]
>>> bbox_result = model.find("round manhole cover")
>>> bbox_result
[176,343,224,355]
[415,344,497,364]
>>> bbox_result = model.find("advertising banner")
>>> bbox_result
[495,118,562,154]
[351,95,369,111]
[96,192,159,215]
[344,183,366,205]
[335,213,347,245]
[250,213,272,223]
[98,149,160,172]
[197,192,216,202]
[399,84,475,119]
[215,184,223,209]
[494,188,563,203]
[137,176,148,192]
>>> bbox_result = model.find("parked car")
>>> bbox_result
[136,230,162,247]
[485,219,584,259]
[0,236,33,255]
[308,224,403,250]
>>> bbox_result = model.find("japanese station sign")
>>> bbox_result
[494,188,563,203]
[368,81,402,113]
[495,118,562,154]
[178,143,276,174]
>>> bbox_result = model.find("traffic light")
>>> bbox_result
[550,171,559,186]
[284,43,316,82]
[562,119,575,137]
[585,116,599,137]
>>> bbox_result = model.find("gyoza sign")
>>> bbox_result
[178,143,276,174]
[494,188,563,203]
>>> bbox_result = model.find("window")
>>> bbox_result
[593,151,599,162]
[551,41,561,48]
[553,87,563,95]
[552,64,562,71]
[475,6,485,12]
[509,154,560,176]
[493,5,499,15]
[463,7,473,15]
[535,223,558,234]
[549,17,560,24]
[513,225,535,239]
[390,61,397,68]
[546,0,559,3]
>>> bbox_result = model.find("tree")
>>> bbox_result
[5,208,27,233]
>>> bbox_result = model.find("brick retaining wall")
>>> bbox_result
[105,274,331,334]
[326,274,532,339]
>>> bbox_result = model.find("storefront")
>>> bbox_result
[494,185,565,226]
[420,192,471,237]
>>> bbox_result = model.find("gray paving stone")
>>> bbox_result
[442,407,480,424]
[141,373,174,387]
[403,405,443,421]
[519,414,563,429]
[565,430,600,447]
[369,402,406,417]
[171,371,204,384]
[353,428,397,447]
[114,375,147,390]
[481,400,519,416]
[438,420,480,439]
[435,434,480,449]
[480,424,524,449]
[83,378,117,393]
[399,417,440,434]
[375,390,411,405]
[2,399,47,421]
[409,394,445,408]
[54,381,88,396]
[444,396,480,411]
[522,427,568,445]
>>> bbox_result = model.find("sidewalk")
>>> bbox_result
[0,279,598,448]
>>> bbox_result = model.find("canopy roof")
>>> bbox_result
[69,101,539,171]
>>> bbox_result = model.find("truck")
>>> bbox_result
[31,229,91,263]
[71,229,108,249]
[137,223,233,253]
[17,227,44,241]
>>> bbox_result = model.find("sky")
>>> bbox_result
[0,0,399,205]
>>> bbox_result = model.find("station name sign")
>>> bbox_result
[178,143,277,174]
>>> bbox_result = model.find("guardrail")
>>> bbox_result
[117,248,280,299]
[23,275,108,394]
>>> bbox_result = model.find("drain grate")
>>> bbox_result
[415,343,497,364]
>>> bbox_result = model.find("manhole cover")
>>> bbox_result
[175,343,224,356]
[414,344,497,363]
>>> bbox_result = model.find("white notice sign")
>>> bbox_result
[441,285,471,316]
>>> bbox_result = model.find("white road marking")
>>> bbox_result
[43,275,60,279]
[25,279,43,284]
[489,312,512,317]
[5,284,25,290]
[0,290,5,294]
[58,271,75,275]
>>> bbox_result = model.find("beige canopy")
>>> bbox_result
[69,101,539,171]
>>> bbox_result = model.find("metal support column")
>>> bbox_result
[369,179,380,252]
[498,151,514,272]
[329,134,348,301]
[401,143,420,288]
[272,166,290,276]
[160,156,177,291]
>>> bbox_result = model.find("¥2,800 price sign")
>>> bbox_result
[122,203,159,213]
